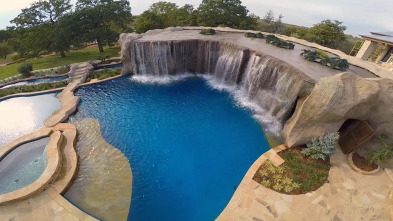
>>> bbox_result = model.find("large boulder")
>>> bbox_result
[283,72,393,147]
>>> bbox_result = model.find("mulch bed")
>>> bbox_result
[352,152,378,171]
[253,146,331,195]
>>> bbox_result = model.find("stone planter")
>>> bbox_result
[347,152,381,175]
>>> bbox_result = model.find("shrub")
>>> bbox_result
[316,50,329,59]
[366,135,393,166]
[244,32,264,39]
[300,49,319,62]
[96,54,111,62]
[320,57,349,71]
[302,132,340,160]
[18,63,33,78]
[199,29,216,35]
[266,35,295,49]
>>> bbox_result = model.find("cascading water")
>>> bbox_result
[128,39,312,135]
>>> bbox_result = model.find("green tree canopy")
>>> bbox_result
[134,11,165,34]
[74,0,132,52]
[147,2,197,27]
[197,0,258,29]
[0,42,13,59]
[259,10,284,34]
[309,20,347,47]
[11,0,73,57]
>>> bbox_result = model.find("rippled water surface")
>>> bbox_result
[0,137,49,194]
[0,93,60,147]
[0,76,68,89]
[70,76,270,221]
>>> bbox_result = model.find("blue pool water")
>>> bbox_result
[0,137,49,194]
[0,93,60,147]
[0,75,68,89]
[70,76,270,220]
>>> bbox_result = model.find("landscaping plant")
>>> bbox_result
[17,63,33,78]
[244,32,264,39]
[199,29,216,35]
[0,81,67,98]
[266,35,295,49]
[320,57,349,71]
[300,49,319,62]
[366,135,393,166]
[301,132,340,160]
[253,147,331,194]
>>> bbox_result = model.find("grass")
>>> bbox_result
[0,81,68,98]
[253,147,331,194]
[85,69,122,82]
[0,46,120,80]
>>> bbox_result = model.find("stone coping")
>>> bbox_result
[51,123,79,194]
[0,130,63,205]
[183,26,393,80]
[0,127,53,157]
[47,188,98,221]
[44,62,94,127]
[218,145,287,220]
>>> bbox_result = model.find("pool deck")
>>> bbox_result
[0,123,96,220]
[135,28,379,81]
[183,27,393,80]
[218,145,393,221]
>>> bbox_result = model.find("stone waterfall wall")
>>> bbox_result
[119,35,315,123]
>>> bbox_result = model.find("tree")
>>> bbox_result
[0,42,13,59]
[197,0,257,29]
[75,0,132,52]
[309,20,347,47]
[11,0,72,57]
[147,2,197,28]
[134,11,164,34]
[149,2,179,27]
[259,10,284,34]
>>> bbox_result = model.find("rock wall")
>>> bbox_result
[283,73,393,147]
[119,33,315,123]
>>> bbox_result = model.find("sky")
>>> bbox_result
[0,0,392,36]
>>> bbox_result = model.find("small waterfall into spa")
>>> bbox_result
[129,40,311,127]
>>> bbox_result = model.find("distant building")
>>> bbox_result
[357,31,393,68]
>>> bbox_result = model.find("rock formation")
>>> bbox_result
[283,73,393,147]
[119,30,314,123]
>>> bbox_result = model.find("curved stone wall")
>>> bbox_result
[0,129,62,205]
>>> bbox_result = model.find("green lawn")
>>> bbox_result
[0,46,121,80]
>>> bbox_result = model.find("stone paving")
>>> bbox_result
[218,146,393,221]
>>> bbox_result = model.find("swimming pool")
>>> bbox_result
[0,75,68,89]
[0,137,49,194]
[0,93,60,147]
[68,76,271,220]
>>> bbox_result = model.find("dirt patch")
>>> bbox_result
[352,152,378,171]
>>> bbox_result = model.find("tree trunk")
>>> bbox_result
[97,40,104,53]
[60,51,66,58]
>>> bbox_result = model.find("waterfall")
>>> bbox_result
[129,39,312,125]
